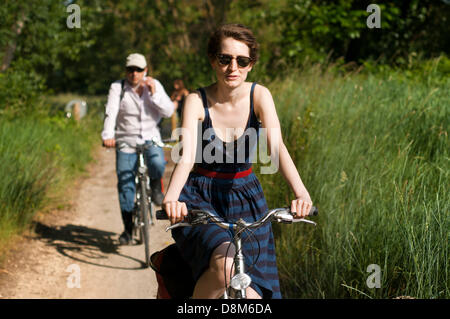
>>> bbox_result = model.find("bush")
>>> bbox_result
[0,67,47,118]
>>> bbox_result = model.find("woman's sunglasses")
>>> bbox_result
[126,66,145,73]
[216,53,252,68]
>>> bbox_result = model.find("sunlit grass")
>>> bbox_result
[257,66,449,298]
[0,96,104,257]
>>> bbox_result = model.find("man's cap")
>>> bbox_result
[126,53,147,68]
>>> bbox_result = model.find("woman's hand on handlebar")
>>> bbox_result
[162,200,188,225]
[291,196,313,218]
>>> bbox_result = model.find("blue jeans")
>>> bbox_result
[116,142,166,215]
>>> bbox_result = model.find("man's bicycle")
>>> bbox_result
[117,137,174,268]
[154,206,318,298]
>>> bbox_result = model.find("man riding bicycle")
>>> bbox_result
[102,53,174,245]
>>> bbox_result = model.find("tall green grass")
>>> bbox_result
[0,96,104,255]
[258,66,449,298]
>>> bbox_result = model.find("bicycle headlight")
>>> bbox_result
[230,273,252,290]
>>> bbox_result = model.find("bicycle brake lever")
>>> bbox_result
[191,213,214,226]
[188,210,217,225]
[292,218,317,226]
[165,222,192,232]
[273,211,294,223]
[274,210,317,226]
[164,211,210,232]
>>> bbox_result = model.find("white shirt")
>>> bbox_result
[101,77,174,153]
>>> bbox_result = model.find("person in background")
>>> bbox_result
[170,79,189,131]
[102,53,174,245]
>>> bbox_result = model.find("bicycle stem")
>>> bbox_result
[234,226,246,299]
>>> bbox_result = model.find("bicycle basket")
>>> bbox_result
[149,244,195,299]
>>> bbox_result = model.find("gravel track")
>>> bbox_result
[0,147,174,299]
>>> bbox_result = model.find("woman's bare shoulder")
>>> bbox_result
[253,82,271,97]
[252,83,274,119]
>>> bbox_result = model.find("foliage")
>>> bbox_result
[273,0,450,66]
[2,0,449,97]
[0,66,46,117]
[44,0,228,94]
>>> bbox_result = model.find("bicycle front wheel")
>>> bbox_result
[139,177,151,268]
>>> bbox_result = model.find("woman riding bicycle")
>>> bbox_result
[162,24,313,299]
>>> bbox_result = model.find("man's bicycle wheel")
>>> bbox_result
[139,177,151,268]
[132,207,143,245]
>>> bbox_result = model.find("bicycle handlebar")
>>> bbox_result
[113,137,176,150]
[156,206,318,231]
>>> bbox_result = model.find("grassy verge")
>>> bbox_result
[0,95,105,259]
[257,65,449,298]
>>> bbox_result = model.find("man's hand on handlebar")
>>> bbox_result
[103,138,116,148]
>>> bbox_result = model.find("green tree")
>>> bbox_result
[2,0,449,99]
[274,0,450,66]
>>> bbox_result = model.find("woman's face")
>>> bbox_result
[211,37,253,89]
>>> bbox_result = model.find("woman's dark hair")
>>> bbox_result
[174,79,185,89]
[207,24,259,63]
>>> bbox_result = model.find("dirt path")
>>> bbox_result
[0,147,174,299]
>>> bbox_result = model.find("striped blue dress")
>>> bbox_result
[172,82,281,299]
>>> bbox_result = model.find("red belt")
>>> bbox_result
[194,166,252,179]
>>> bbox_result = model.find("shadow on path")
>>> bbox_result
[31,222,146,270]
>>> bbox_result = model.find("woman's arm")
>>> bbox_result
[254,85,312,217]
[163,92,203,224]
